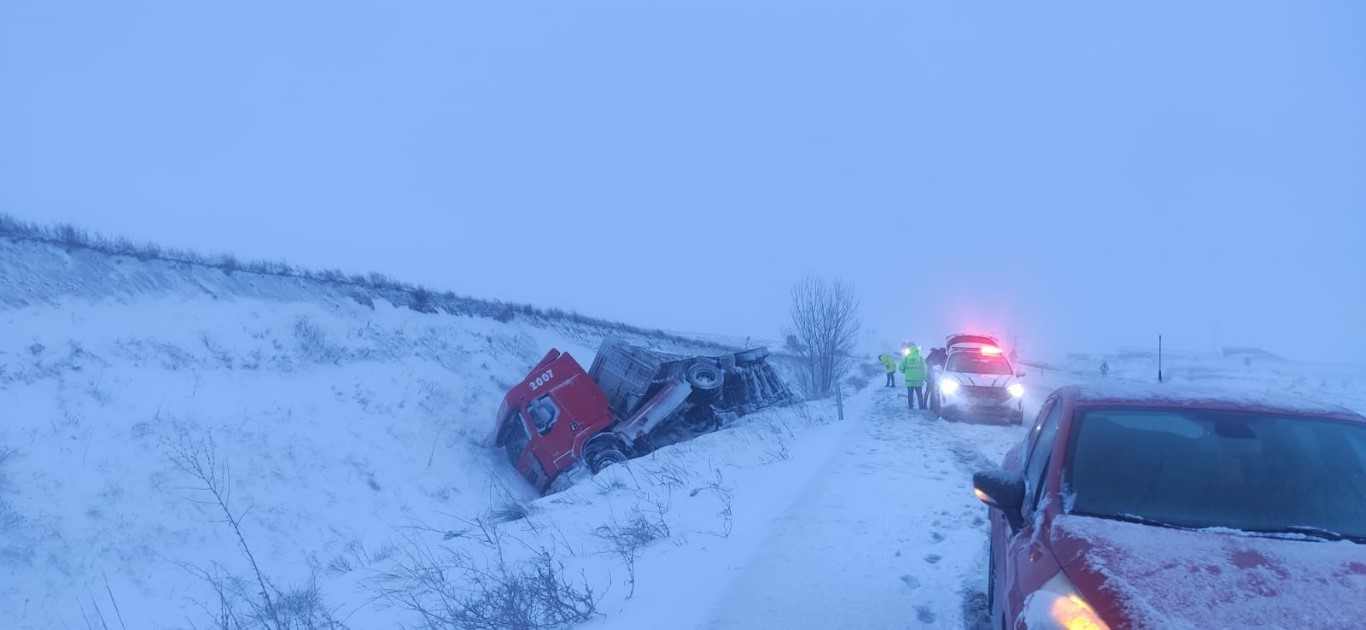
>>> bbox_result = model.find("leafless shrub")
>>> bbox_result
[326,539,397,577]
[56,223,90,250]
[220,254,240,276]
[200,332,235,369]
[689,467,734,538]
[293,317,341,364]
[366,272,398,290]
[592,474,633,496]
[761,433,792,464]
[410,287,435,314]
[377,518,600,629]
[347,292,374,309]
[164,432,345,630]
[490,500,534,524]
[184,563,344,630]
[591,505,671,598]
[785,275,861,399]
[133,241,163,261]
[164,432,281,628]
[642,458,691,491]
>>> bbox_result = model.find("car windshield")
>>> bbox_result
[945,353,1012,375]
[1065,407,1366,540]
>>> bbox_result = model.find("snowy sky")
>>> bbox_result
[2,2,1363,362]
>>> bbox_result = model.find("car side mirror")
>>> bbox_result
[1016,370,1026,377]
[973,470,1026,531]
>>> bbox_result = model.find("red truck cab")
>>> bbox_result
[493,349,614,492]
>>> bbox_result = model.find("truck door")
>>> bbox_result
[527,391,587,474]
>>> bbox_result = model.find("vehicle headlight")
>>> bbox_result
[1008,383,1025,398]
[1018,571,1110,630]
[939,379,960,395]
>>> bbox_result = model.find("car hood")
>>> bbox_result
[1050,514,1366,629]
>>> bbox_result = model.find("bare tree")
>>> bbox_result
[785,276,860,399]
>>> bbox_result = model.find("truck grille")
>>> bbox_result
[960,385,1011,405]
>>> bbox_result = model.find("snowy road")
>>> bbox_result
[701,386,1034,629]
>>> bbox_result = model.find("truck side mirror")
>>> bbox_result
[973,470,1026,531]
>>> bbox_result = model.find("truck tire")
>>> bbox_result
[684,361,724,392]
[585,439,628,473]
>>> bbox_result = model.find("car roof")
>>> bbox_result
[946,333,1000,347]
[1054,382,1364,420]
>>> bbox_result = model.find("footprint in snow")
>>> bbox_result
[900,575,920,589]
[916,606,937,624]
[931,531,945,543]
[924,554,942,564]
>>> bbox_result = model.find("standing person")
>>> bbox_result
[924,347,948,408]
[1100,361,1110,378]
[879,353,898,387]
[901,345,927,410]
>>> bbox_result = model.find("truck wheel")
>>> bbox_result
[586,441,627,473]
[685,361,724,391]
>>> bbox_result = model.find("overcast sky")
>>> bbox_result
[3,2,1363,362]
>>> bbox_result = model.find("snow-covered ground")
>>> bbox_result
[4,232,1364,629]
[0,234,765,628]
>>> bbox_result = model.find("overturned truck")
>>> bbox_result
[493,337,795,493]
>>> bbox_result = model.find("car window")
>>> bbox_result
[946,353,1013,375]
[1021,399,1056,468]
[527,395,560,435]
[498,407,531,464]
[1023,401,1064,513]
[1065,408,1366,538]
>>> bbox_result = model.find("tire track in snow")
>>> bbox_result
[700,387,1026,629]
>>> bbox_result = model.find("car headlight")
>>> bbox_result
[939,379,960,395]
[1008,383,1025,398]
[1017,571,1110,630]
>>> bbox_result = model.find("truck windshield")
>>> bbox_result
[1065,408,1366,540]
[946,353,1012,375]
[498,408,531,464]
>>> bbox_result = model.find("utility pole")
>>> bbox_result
[1158,335,1164,383]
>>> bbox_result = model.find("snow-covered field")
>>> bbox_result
[3,233,1364,629]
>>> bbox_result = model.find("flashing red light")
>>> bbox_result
[981,346,1003,356]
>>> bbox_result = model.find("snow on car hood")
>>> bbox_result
[1050,514,1366,629]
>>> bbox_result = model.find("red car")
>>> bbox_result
[973,383,1366,629]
